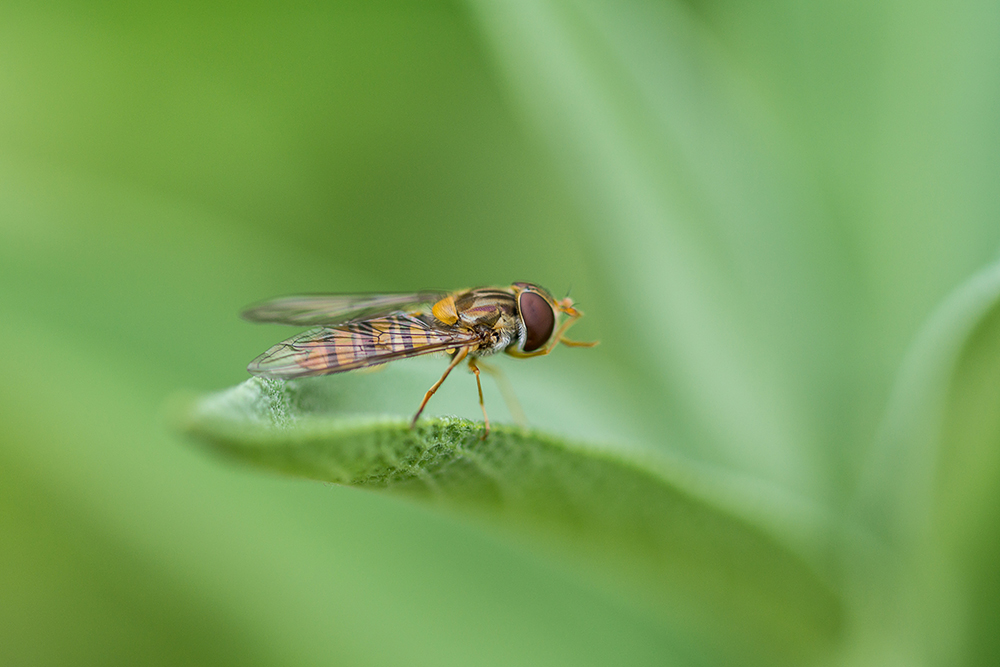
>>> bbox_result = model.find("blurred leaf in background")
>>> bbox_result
[1,0,999,665]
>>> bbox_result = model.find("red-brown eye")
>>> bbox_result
[519,291,555,352]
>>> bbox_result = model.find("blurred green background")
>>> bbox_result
[2,1,999,665]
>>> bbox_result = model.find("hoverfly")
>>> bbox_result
[243,282,597,438]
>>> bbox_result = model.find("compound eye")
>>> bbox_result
[519,291,555,352]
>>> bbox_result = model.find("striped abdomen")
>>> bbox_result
[247,313,478,379]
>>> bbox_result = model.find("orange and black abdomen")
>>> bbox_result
[247,313,478,379]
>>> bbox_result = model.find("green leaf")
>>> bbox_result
[180,371,843,665]
[931,276,1000,667]
[853,257,1000,664]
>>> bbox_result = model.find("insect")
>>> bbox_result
[243,282,597,438]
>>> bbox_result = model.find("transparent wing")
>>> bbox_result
[247,314,481,379]
[242,291,447,326]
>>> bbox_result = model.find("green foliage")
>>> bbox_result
[2,0,999,665]
[849,260,1000,664]
[183,376,842,664]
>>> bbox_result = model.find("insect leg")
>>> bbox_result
[559,337,599,348]
[514,313,595,358]
[475,360,527,429]
[549,310,600,351]
[467,357,490,440]
[410,347,470,429]
[548,314,580,349]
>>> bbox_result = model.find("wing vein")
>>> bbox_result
[246,314,481,378]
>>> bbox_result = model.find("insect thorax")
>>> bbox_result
[452,288,520,356]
